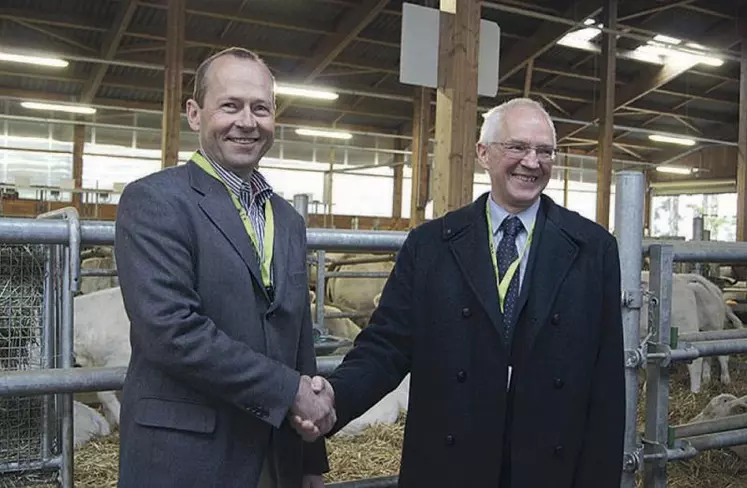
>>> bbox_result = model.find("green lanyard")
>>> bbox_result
[485,198,534,313]
[192,152,275,289]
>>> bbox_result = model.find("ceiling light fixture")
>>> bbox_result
[649,134,696,146]
[276,85,339,100]
[0,52,68,68]
[656,165,692,175]
[295,128,352,140]
[21,101,96,114]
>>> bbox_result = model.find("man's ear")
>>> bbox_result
[186,99,201,131]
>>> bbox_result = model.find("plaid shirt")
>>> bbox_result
[202,152,274,263]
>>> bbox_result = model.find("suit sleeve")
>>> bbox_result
[573,237,625,487]
[114,179,300,429]
[294,226,330,474]
[325,229,417,435]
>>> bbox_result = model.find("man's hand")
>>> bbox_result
[288,375,336,441]
[302,474,325,488]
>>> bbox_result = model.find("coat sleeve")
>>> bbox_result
[325,228,418,435]
[114,179,300,429]
[573,237,625,487]
[294,225,330,475]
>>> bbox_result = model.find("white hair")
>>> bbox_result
[478,97,556,145]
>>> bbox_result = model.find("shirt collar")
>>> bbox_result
[198,150,274,203]
[488,194,540,237]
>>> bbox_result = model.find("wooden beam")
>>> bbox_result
[596,0,617,230]
[275,0,389,117]
[80,0,138,104]
[392,138,404,219]
[410,87,432,227]
[432,0,480,217]
[161,0,184,168]
[72,124,85,211]
[498,0,602,83]
[737,11,747,241]
[523,58,534,97]
[555,20,739,142]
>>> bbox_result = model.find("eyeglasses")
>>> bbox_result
[490,141,557,162]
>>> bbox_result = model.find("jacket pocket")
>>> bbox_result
[133,397,216,434]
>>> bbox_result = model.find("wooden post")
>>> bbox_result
[410,87,432,227]
[392,138,404,219]
[161,0,185,168]
[431,0,480,218]
[595,0,617,229]
[72,124,85,212]
[737,10,747,240]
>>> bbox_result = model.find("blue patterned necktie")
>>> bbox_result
[497,216,524,344]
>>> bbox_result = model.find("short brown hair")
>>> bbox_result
[191,47,275,107]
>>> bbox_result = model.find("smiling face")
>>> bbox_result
[476,104,555,213]
[186,54,275,178]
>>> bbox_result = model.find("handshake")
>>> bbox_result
[288,375,336,442]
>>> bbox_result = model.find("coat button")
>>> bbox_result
[554,378,564,389]
[456,370,467,382]
[554,444,563,456]
[445,435,455,446]
[461,307,471,318]
[551,313,560,325]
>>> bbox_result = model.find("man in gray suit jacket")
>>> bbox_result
[114,47,334,488]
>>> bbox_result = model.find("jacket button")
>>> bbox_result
[554,444,563,456]
[445,435,455,446]
[456,370,467,382]
[461,307,471,318]
[554,378,564,389]
[551,313,560,325]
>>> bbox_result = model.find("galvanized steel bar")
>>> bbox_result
[641,239,747,262]
[674,412,747,439]
[684,428,747,452]
[692,216,704,274]
[325,271,391,278]
[678,328,747,342]
[667,339,747,361]
[80,267,118,277]
[316,250,327,334]
[0,357,347,397]
[0,366,127,397]
[0,456,62,474]
[644,244,674,488]
[615,171,645,484]
[307,228,406,252]
[40,245,55,460]
[328,476,398,488]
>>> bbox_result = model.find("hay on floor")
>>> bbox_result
[73,356,747,487]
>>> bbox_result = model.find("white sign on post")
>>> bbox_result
[399,2,501,97]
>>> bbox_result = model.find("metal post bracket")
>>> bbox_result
[622,288,643,309]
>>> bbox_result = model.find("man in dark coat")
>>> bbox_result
[295,98,625,487]
[115,47,333,488]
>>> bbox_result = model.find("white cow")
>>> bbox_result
[326,254,393,328]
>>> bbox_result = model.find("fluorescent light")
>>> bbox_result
[275,85,338,100]
[653,34,681,45]
[583,18,596,26]
[295,128,352,140]
[630,41,723,67]
[21,101,96,114]
[649,134,696,146]
[557,26,603,50]
[0,52,68,68]
[656,165,692,175]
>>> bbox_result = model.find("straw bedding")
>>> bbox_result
[70,356,747,487]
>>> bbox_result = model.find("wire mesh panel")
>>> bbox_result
[0,244,59,486]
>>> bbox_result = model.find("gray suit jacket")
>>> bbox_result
[114,157,328,488]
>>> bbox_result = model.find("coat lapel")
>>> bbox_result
[188,161,268,301]
[267,195,289,313]
[520,196,580,354]
[446,194,504,343]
